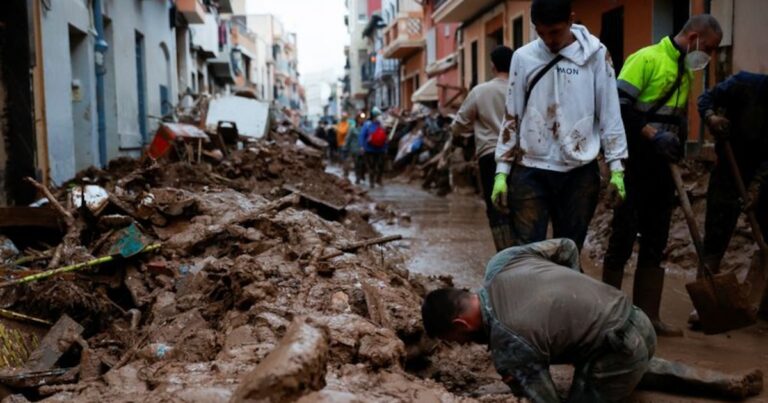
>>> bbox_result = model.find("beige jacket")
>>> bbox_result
[450,77,507,158]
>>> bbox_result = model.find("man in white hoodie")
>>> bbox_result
[491,0,628,251]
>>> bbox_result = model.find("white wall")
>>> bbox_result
[348,0,369,99]
[732,0,768,73]
[40,0,95,184]
[103,0,178,154]
[41,0,178,184]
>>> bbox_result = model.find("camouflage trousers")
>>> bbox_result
[568,307,657,402]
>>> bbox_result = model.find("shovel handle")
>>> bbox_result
[722,141,768,252]
[669,164,714,278]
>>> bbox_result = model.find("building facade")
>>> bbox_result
[0,0,310,205]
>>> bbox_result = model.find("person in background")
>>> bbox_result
[451,45,514,251]
[337,112,351,155]
[314,119,327,141]
[697,71,768,321]
[326,119,338,162]
[343,115,365,183]
[359,107,387,188]
[601,14,722,336]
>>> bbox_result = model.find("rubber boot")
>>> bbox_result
[602,266,624,290]
[633,265,683,337]
[490,225,513,252]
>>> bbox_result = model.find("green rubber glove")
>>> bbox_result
[492,173,509,211]
[609,170,626,200]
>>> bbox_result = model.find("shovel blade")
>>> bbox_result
[108,223,148,258]
[745,250,768,305]
[686,272,757,334]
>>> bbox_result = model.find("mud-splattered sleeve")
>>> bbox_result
[495,54,526,175]
[595,46,628,171]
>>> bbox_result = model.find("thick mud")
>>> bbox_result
[370,167,768,402]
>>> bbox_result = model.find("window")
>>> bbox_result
[444,24,451,37]
[426,27,437,65]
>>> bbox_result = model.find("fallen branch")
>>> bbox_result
[0,308,52,326]
[320,234,403,260]
[24,177,82,269]
[24,177,74,224]
[0,244,161,289]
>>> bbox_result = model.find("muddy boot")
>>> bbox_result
[633,265,683,337]
[640,357,764,400]
[490,225,513,251]
[602,266,624,290]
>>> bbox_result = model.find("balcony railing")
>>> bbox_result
[382,13,425,60]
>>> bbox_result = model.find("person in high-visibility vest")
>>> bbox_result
[602,14,723,337]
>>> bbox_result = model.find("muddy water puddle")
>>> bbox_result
[368,182,496,288]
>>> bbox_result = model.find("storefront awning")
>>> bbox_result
[411,78,438,103]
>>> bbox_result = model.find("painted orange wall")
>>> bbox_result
[571,0,654,60]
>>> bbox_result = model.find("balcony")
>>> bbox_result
[382,13,425,60]
[177,0,206,24]
[433,0,503,23]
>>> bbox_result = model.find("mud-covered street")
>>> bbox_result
[369,179,768,402]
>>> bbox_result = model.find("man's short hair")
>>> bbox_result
[490,46,514,74]
[421,288,471,338]
[531,0,572,26]
[680,14,722,37]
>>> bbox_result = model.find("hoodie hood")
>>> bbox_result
[555,24,601,66]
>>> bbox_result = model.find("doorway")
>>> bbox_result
[653,0,690,42]
[0,0,37,204]
[601,6,625,73]
[485,27,504,81]
[69,25,94,171]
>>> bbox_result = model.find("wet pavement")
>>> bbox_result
[369,182,495,288]
[366,179,768,402]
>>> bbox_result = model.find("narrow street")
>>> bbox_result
[367,179,768,402]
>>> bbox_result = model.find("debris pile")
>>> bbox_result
[0,128,507,401]
[585,158,759,276]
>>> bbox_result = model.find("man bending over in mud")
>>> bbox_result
[422,239,763,402]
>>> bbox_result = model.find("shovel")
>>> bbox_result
[722,141,768,306]
[670,164,757,334]
[0,224,158,289]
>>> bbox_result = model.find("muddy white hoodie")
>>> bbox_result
[495,24,627,174]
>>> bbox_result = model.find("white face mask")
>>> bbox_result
[685,37,711,71]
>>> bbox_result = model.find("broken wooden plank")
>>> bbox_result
[282,184,346,222]
[0,207,63,230]
[320,235,403,261]
[24,315,84,372]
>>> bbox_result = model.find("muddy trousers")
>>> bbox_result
[478,154,513,251]
[365,152,385,187]
[568,307,656,402]
[703,159,768,272]
[504,160,601,250]
[603,145,676,323]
